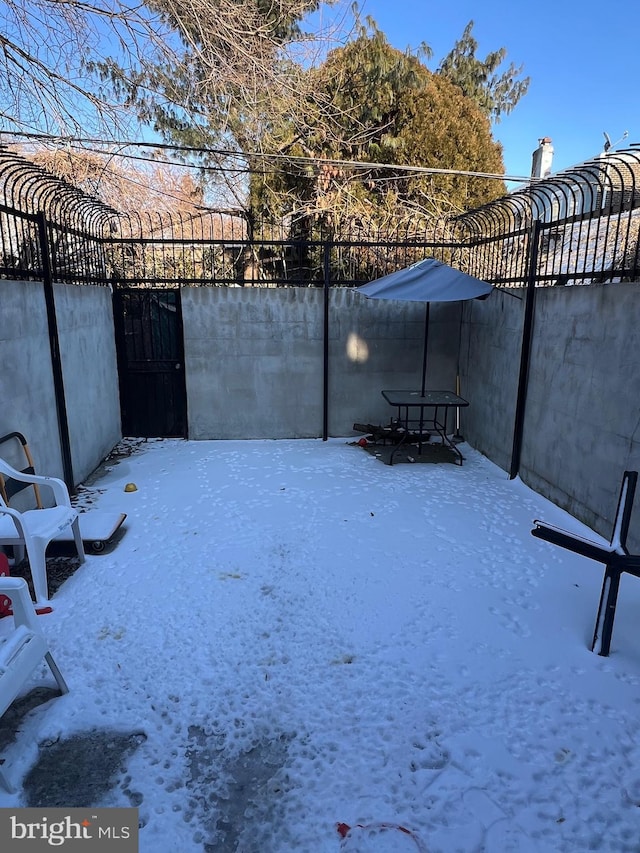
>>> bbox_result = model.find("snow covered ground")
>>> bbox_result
[2,437,640,852]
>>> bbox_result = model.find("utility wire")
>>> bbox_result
[0,130,535,184]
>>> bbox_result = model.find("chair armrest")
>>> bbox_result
[0,505,26,537]
[0,458,71,507]
[0,577,41,633]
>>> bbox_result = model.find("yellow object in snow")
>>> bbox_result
[124,483,138,492]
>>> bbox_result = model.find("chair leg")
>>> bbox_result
[591,565,622,656]
[26,542,49,605]
[11,544,25,565]
[71,517,86,565]
[45,651,69,695]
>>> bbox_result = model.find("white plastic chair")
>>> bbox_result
[0,458,85,605]
[0,576,68,792]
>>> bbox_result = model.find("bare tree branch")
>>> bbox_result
[0,0,183,133]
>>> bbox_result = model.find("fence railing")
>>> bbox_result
[1,145,640,288]
[455,148,640,287]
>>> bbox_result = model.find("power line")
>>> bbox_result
[0,130,534,184]
[4,136,250,210]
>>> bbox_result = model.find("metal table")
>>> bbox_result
[381,389,469,465]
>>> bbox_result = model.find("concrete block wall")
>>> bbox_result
[0,280,121,493]
[460,283,640,551]
[55,284,122,481]
[326,288,462,437]
[0,281,62,482]
[523,284,640,542]
[181,286,462,440]
[4,275,640,555]
[183,286,326,440]
[458,288,523,472]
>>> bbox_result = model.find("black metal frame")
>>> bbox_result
[0,431,42,506]
[0,143,639,290]
[532,470,638,656]
[112,288,188,438]
[381,390,469,466]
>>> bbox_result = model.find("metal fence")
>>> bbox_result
[102,210,467,288]
[456,148,640,288]
[1,144,640,288]
[0,146,116,283]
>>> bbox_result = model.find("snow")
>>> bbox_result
[2,437,640,852]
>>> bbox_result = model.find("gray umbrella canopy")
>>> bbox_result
[358,257,493,302]
[358,258,493,393]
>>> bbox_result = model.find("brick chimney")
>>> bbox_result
[531,137,554,178]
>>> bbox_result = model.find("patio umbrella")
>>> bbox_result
[358,257,493,395]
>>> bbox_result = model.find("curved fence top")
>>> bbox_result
[0,146,117,234]
[2,142,640,288]
[452,147,640,287]
[455,147,640,236]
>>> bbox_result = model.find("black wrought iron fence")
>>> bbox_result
[99,208,460,288]
[1,144,640,288]
[0,204,42,278]
[104,237,462,289]
[0,145,114,283]
[455,148,640,287]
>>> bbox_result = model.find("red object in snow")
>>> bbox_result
[0,552,52,617]
[0,552,11,617]
[357,438,368,447]
[336,821,428,851]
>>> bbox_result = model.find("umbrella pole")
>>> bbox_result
[421,303,430,396]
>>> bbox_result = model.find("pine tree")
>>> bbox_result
[254,24,507,234]
[437,21,530,123]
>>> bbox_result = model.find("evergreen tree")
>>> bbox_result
[437,21,530,123]
[255,24,506,234]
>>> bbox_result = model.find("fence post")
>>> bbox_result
[322,242,331,441]
[509,218,542,480]
[37,211,75,491]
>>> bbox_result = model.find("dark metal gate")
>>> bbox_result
[113,289,187,438]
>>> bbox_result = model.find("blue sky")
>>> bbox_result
[324,0,640,184]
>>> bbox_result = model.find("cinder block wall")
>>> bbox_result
[181,286,462,440]
[4,276,640,553]
[458,288,523,472]
[0,281,62,480]
[326,288,462,437]
[55,284,122,480]
[460,283,640,550]
[0,281,121,490]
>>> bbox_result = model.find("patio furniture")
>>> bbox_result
[0,575,69,792]
[0,432,43,509]
[381,389,469,465]
[0,431,127,556]
[358,258,492,396]
[0,457,85,605]
[531,470,638,656]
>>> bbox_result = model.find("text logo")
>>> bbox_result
[0,808,138,850]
